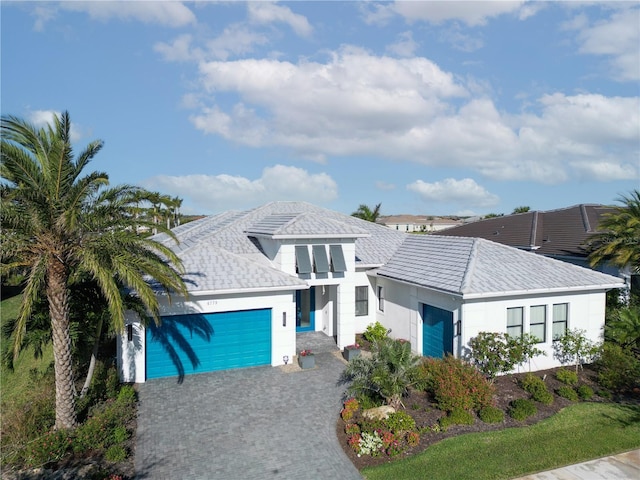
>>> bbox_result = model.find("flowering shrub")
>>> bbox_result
[379,430,402,456]
[299,349,313,356]
[341,398,360,422]
[384,411,416,434]
[421,356,495,412]
[347,433,362,453]
[358,431,383,456]
[363,321,389,343]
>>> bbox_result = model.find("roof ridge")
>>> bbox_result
[580,204,592,232]
[530,211,539,248]
[460,238,479,293]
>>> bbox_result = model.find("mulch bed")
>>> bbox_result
[337,364,607,471]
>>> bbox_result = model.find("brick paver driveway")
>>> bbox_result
[135,335,362,479]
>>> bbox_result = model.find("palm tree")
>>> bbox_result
[351,203,382,223]
[512,206,530,214]
[1,112,188,429]
[589,190,640,274]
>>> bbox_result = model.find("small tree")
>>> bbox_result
[468,332,515,382]
[509,333,545,372]
[553,329,600,372]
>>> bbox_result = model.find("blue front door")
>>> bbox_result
[296,287,315,332]
[422,304,453,358]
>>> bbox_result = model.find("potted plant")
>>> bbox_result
[298,349,315,369]
[343,343,361,361]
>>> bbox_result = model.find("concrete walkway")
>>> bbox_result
[134,332,362,479]
[513,449,640,480]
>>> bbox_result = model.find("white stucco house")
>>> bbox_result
[118,202,624,382]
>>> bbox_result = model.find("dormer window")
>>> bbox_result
[295,246,312,274]
[312,245,330,273]
[329,245,346,272]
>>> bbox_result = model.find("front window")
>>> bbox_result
[377,286,385,312]
[530,305,546,343]
[552,303,568,340]
[507,307,523,338]
[355,286,368,316]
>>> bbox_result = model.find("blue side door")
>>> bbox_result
[296,287,315,332]
[422,304,453,358]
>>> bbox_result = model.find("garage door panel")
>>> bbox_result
[146,308,272,380]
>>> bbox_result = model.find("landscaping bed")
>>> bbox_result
[338,365,607,471]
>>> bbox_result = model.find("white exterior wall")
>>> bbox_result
[353,270,376,333]
[372,276,608,373]
[118,290,297,383]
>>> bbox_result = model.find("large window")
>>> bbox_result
[530,305,546,343]
[377,286,385,312]
[355,286,368,316]
[553,303,568,340]
[507,307,523,338]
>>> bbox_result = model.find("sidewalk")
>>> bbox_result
[513,449,640,480]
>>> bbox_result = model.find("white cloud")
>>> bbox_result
[438,27,484,52]
[28,110,82,143]
[393,1,531,26]
[407,178,500,207]
[185,48,638,185]
[154,34,204,63]
[141,165,338,213]
[60,1,196,28]
[573,7,640,82]
[247,2,313,37]
[205,24,270,61]
[386,31,418,57]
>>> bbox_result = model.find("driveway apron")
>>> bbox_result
[134,342,363,479]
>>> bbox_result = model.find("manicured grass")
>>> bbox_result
[362,402,640,480]
[0,293,54,403]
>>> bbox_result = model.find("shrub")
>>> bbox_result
[343,338,422,409]
[111,425,129,444]
[469,332,545,381]
[439,408,474,430]
[478,406,505,424]
[422,355,495,412]
[406,431,420,447]
[556,385,579,401]
[116,385,137,405]
[595,342,640,392]
[384,411,416,434]
[577,384,594,400]
[508,399,537,421]
[105,445,127,463]
[24,430,72,468]
[345,423,361,435]
[363,321,389,344]
[519,373,553,405]
[555,368,579,386]
[347,434,362,453]
[358,418,386,435]
[341,398,360,422]
[105,366,121,400]
[359,431,383,456]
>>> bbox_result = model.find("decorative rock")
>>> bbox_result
[362,405,396,420]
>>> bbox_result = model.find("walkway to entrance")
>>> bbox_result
[135,331,361,479]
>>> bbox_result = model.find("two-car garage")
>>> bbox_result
[145,308,272,380]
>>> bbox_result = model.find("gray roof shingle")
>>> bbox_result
[376,235,624,297]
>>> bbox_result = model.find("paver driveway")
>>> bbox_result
[135,336,363,480]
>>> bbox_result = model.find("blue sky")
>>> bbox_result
[2,1,639,216]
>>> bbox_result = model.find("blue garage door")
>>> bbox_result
[146,309,272,380]
[423,304,453,358]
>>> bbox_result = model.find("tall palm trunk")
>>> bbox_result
[47,260,78,429]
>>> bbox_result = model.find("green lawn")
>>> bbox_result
[362,402,640,480]
[0,293,54,404]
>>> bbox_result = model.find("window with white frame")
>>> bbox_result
[355,286,368,316]
[507,307,523,338]
[552,303,568,340]
[530,305,546,343]
[377,286,385,312]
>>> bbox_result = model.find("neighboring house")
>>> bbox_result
[433,204,637,297]
[378,214,463,232]
[118,202,623,382]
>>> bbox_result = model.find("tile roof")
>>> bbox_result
[375,235,624,297]
[154,201,406,294]
[434,204,617,259]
